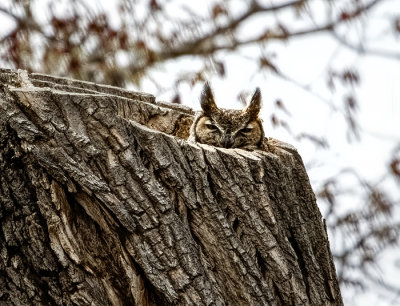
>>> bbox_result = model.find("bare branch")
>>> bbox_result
[0,6,20,21]
[153,0,385,63]
[331,31,400,60]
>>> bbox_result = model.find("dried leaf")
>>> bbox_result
[390,159,400,177]
[345,95,358,111]
[259,57,278,74]
[212,4,227,19]
[340,11,351,20]
[149,0,161,11]
[271,114,278,127]
[394,17,400,32]
[172,94,181,104]
[215,61,225,77]
[342,69,360,86]
[275,99,291,115]
[368,188,392,215]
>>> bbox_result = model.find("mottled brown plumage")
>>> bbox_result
[190,83,265,150]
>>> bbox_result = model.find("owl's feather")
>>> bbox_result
[190,83,265,150]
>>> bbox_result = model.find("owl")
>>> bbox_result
[190,83,265,150]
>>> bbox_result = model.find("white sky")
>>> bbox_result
[1,0,399,304]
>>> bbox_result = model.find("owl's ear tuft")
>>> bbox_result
[244,87,261,120]
[200,82,218,114]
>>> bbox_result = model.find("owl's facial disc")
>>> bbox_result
[192,83,264,150]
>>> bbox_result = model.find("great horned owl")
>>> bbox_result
[190,83,265,150]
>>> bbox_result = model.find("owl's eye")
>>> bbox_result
[205,123,218,131]
[239,127,253,134]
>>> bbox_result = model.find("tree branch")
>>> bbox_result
[331,31,400,60]
[130,0,384,74]
[0,6,19,21]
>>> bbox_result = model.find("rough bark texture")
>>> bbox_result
[0,68,343,305]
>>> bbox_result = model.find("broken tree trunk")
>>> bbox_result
[0,68,343,305]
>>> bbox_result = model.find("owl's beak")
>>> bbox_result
[223,134,234,148]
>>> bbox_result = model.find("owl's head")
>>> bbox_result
[192,82,264,150]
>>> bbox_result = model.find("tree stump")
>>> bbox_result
[0,68,343,305]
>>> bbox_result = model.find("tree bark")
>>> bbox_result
[0,68,343,305]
